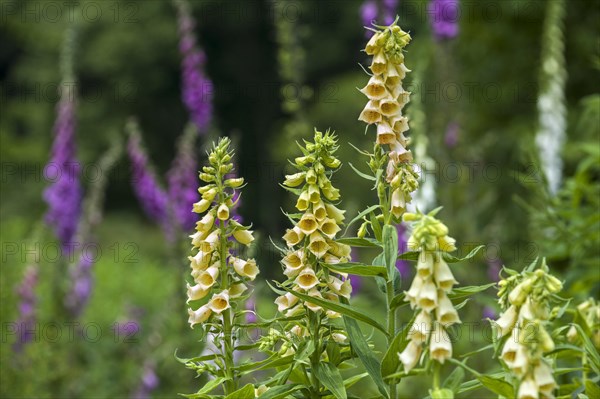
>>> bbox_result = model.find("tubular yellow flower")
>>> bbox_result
[399,340,422,373]
[217,203,229,220]
[231,257,259,280]
[188,305,212,327]
[430,323,452,364]
[193,199,211,213]
[284,172,306,187]
[275,292,299,312]
[283,226,305,246]
[187,283,209,302]
[232,228,254,245]
[298,213,318,235]
[208,290,230,314]
[295,268,319,290]
[197,264,220,290]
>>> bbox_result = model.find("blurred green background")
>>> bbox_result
[1,0,599,397]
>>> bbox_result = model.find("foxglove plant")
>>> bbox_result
[126,118,169,230]
[270,130,354,397]
[183,137,258,396]
[167,123,199,232]
[360,0,399,35]
[399,210,461,384]
[428,0,460,41]
[174,0,213,133]
[492,259,563,399]
[13,265,39,353]
[43,27,82,254]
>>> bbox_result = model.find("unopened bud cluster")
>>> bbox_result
[399,211,460,372]
[567,298,600,349]
[275,129,351,324]
[494,260,562,399]
[187,137,257,328]
[359,20,419,219]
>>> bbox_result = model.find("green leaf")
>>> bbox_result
[335,237,382,247]
[370,212,382,241]
[389,293,406,310]
[397,251,420,261]
[570,324,600,374]
[344,205,381,235]
[476,375,514,397]
[322,262,387,278]
[343,372,369,389]
[585,380,600,399]
[380,324,410,381]
[442,367,465,393]
[382,225,399,280]
[257,385,303,399]
[313,362,347,399]
[281,286,388,335]
[342,314,389,399]
[295,340,315,363]
[448,284,495,300]
[225,384,255,399]
[431,388,454,399]
[183,377,228,397]
[442,245,485,263]
[349,162,376,181]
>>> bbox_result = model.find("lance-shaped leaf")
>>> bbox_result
[382,225,399,280]
[322,262,388,278]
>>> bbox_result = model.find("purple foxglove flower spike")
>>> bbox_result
[167,124,199,232]
[132,361,159,399]
[428,0,460,40]
[43,83,82,254]
[126,119,168,229]
[64,253,94,318]
[444,121,459,148]
[175,0,213,132]
[13,265,39,352]
[396,223,410,277]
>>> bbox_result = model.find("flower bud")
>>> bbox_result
[233,229,254,245]
[305,170,317,185]
[295,155,314,166]
[219,164,232,174]
[225,178,244,188]
[357,221,369,238]
[202,188,217,201]
[199,173,214,182]
[193,199,211,214]
[398,340,422,373]
[322,155,340,169]
[284,172,306,187]
[494,305,518,338]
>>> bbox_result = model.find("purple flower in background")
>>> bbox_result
[396,223,410,277]
[132,362,159,399]
[360,0,399,37]
[428,0,460,40]
[64,252,94,318]
[487,257,502,282]
[43,87,82,253]
[127,127,168,227]
[444,121,460,148]
[167,129,198,232]
[176,0,213,132]
[349,248,362,292]
[245,297,257,324]
[13,265,38,353]
[483,306,497,320]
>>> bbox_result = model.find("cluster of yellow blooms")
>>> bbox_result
[494,263,562,399]
[187,138,258,328]
[399,211,460,372]
[359,21,419,219]
[274,130,352,320]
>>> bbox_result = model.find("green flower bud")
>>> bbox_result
[225,178,244,188]
[357,221,369,238]
[199,173,214,182]
[306,169,317,185]
[431,388,454,399]
[219,164,233,174]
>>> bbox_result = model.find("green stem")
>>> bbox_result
[433,361,441,390]
[386,279,397,399]
[217,170,236,395]
[309,313,322,398]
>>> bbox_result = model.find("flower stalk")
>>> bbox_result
[185,137,257,395]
